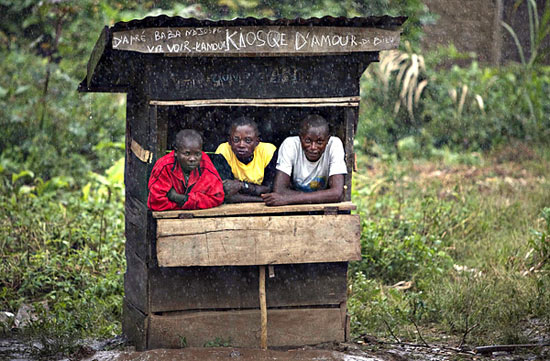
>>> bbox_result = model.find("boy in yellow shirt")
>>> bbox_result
[214,116,276,203]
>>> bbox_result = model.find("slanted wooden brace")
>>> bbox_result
[79,15,405,350]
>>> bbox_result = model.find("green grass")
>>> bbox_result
[349,144,550,347]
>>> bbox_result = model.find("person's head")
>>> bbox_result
[299,114,330,162]
[174,129,203,173]
[228,116,260,163]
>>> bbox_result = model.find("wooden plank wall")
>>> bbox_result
[156,215,361,267]
[148,307,347,348]
[149,263,348,313]
[145,54,377,101]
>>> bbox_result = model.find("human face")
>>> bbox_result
[229,124,259,162]
[299,126,329,162]
[175,138,202,174]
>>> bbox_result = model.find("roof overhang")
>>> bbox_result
[78,15,407,93]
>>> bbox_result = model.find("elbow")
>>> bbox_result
[272,183,282,194]
[331,187,344,203]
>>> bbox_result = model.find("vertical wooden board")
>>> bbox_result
[149,263,348,313]
[125,195,148,260]
[338,301,350,342]
[148,308,345,349]
[343,107,356,202]
[125,152,150,203]
[125,92,153,203]
[122,298,147,351]
[146,211,158,268]
[151,104,167,158]
[125,248,149,313]
[156,215,361,267]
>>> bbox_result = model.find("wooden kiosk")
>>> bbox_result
[79,16,405,350]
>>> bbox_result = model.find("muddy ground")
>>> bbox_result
[2,336,549,361]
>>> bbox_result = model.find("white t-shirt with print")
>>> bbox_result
[276,136,347,192]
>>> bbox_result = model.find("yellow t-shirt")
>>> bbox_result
[215,142,276,185]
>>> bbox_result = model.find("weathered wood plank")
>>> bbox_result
[125,93,154,204]
[152,201,356,219]
[336,300,351,341]
[259,266,267,350]
[156,215,361,267]
[150,97,360,105]
[124,248,149,313]
[149,263,348,313]
[149,266,256,312]
[151,102,359,108]
[125,195,148,260]
[265,263,348,308]
[154,105,167,158]
[112,26,401,56]
[343,107,356,201]
[122,298,147,351]
[143,55,371,100]
[148,308,345,348]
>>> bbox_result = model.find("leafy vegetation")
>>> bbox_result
[0,0,549,358]
[357,0,550,156]
[0,159,125,356]
[349,148,550,346]
[357,44,550,156]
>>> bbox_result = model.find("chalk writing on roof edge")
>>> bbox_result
[111,26,400,55]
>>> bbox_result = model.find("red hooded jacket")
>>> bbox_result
[147,151,224,211]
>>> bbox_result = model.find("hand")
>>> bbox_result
[261,192,290,206]
[166,188,187,206]
[222,179,243,196]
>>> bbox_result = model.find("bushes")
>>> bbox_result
[357,46,550,155]
[349,153,550,345]
[0,159,125,355]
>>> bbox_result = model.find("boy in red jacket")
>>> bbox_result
[147,129,224,211]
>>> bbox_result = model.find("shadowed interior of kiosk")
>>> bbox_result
[160,106,348,153]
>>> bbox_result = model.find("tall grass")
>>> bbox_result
[349,146,550,346]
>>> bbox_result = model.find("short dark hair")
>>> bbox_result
[229,116,260,137]
[175,129,203,149]
[299,114,329,136]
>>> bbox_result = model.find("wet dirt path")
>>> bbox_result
[82,348,388,361]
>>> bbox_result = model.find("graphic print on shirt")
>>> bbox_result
[294,176,327,192]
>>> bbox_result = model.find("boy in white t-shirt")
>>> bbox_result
[261,114,347,206]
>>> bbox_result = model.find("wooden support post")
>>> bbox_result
[343,107,357,201]
[259,265,267,350]
[150,104,167,159]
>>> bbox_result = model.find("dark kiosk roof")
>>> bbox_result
[111,15,407,31]
[79,15,407,93]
